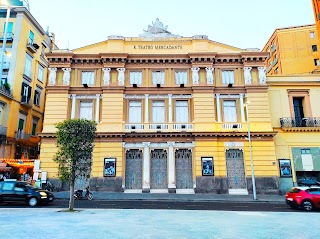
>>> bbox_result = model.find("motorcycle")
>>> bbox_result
[45,181,55,192]
[74,186,93,200]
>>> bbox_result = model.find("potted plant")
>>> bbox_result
[3,82,10,91]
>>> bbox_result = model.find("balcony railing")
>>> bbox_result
[0,125,7,136]
[0,32,14,41]
[222,123,243,129]
[280,117,320,128]
[0,84,12,96]
[125,124,145,130]
[15,130,31,141]
[124,123,194,132]
[21,96,32,107]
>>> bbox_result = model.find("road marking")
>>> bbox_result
[234,205,248,208]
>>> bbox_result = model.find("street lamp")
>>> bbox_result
[0,0,10,84]
[245,101,257,200]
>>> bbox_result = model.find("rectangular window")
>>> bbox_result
[3,22,13,38]
[28,30,34,45]
[18,115,25,131]
[175,71,187,85]
[128,101,142,123]
[152,101,165,123]
[312,45,318,52]
[274,67,279,74]
[21,82,31,103]
[293,97,304,125]
[221,70,234,85]
[129,71,142,85]
[301,149,311,154]
[24,54,32,79]
[37,64,44,82]
[79,101,93,120]
[314,59,320,66]
[31,118,38,136]
[152,71,165,85]
[0,105,3,125]
[82,71,95,85]
[175,100,189,123]
[33,90,41,106]
[223,100,237,122]
[310,31,316,39]
[41,46,45,56]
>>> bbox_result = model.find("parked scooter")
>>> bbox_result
[45,181,55,192]
[74,186,93,200]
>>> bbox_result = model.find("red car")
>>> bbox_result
[286,186,320,211]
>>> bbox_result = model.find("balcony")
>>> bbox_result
[124,123,193,132]
[21,96,32,108]
[0,84,12,97]
[2,62,10,70]
[0,32,14,41]
[26,40,39,54]
[0,125,7,136]
[15,130,31,141]
[280,117,320,128]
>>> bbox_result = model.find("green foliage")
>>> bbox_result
[3,82,10,91]
[53,119,97,183]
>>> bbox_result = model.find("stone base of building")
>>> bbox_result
[89,177,124,192]
[195,176,228,194]
[246,177,280,195]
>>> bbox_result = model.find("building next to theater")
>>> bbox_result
[262,24,320,75]
[0,3,54,178]
[268,74,320,193]
[39,19,280,194]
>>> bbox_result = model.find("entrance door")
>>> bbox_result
[226,149,247,189]
[125,149,142,189]
[293,97,304,126]
[175,149,193,189]
[150,149,167,189]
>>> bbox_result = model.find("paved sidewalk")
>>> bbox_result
[53,191,284,203]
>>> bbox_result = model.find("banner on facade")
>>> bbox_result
[104,158,116,177]
[279,159,292,177]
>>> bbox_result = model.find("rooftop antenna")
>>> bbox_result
[67,40,69,50]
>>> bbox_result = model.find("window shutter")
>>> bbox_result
[21,82,27,96]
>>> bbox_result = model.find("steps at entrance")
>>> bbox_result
[176,189,195,194]
[228,189,249,195]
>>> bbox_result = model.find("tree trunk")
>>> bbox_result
[69,180,75,210]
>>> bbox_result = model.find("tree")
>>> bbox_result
[53,119,97,210]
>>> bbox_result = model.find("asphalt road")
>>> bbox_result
[0,199,313,212]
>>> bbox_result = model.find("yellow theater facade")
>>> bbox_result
[40,21,279,194]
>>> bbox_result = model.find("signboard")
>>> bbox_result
[8,0,24,6]
[41,171,47,182]
[279,159,292,177]
[201,157,214,176]
[104,158,116,177]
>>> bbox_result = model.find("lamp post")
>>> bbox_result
[245,102,257,200]
[0,0,10,84]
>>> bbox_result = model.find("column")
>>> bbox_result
[168,94,173,123]
[216,94,221,122]
[240,94,245,122]
[144,94,149,123]
[95,94,101,123]
[167,142,176,193]
[142,142,151,193]
[70,94,76,119]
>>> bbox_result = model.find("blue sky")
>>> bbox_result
[29,0,314,50]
